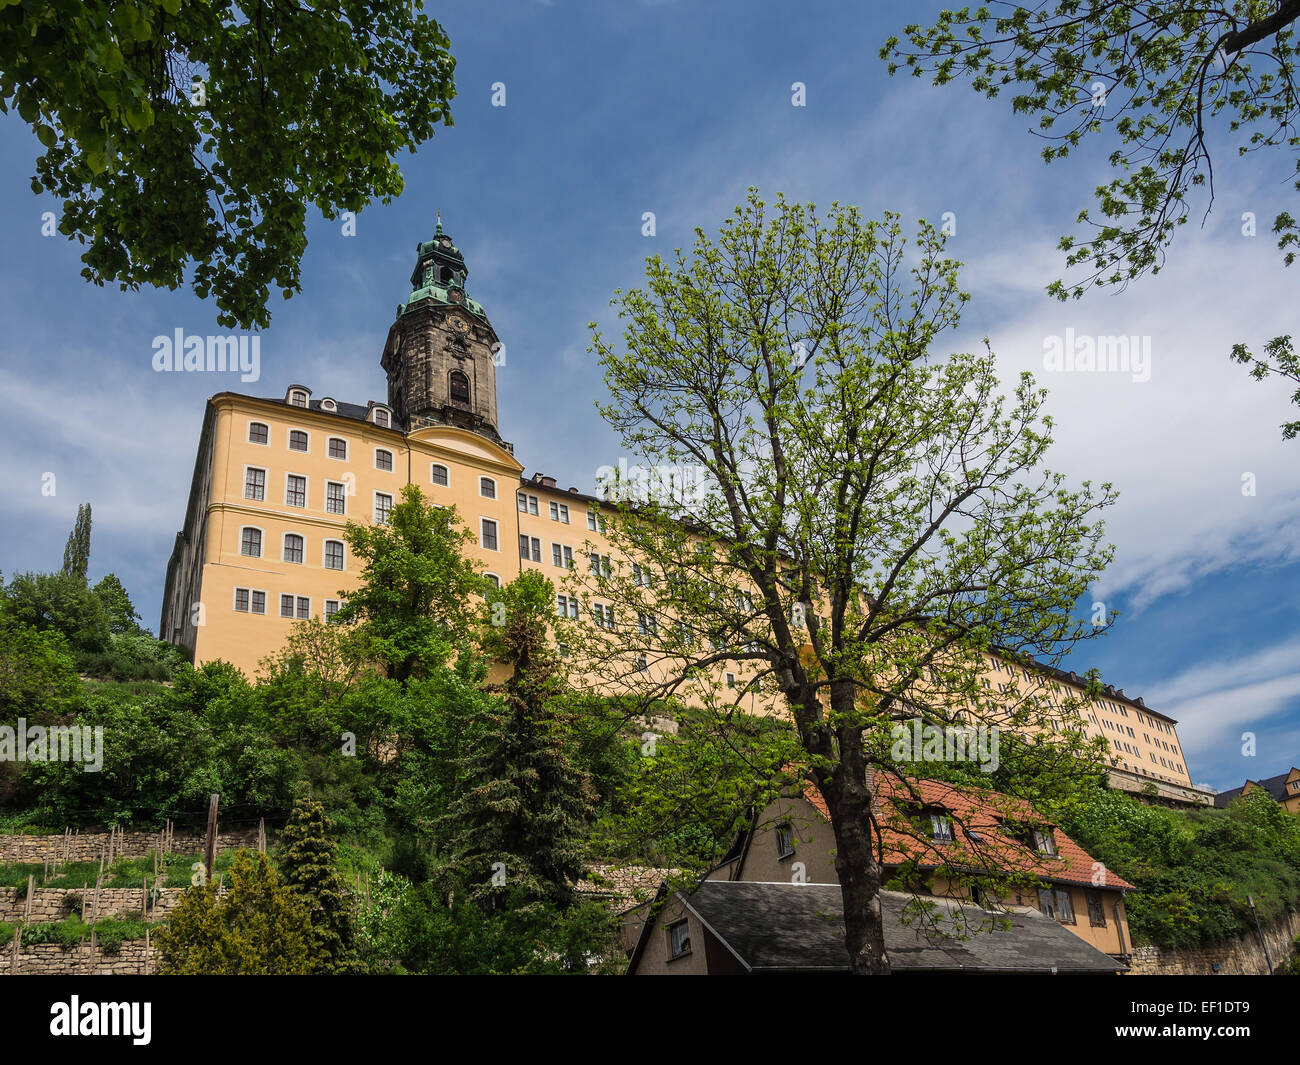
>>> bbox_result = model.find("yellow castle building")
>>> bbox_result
[160,219,1212,807]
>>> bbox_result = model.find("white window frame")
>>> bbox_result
[481,517,499,552]
[325,480,348,516]
[431,463,450,487]
[479,476,497,499]
[483,572,501,590]
[284,471,309,509]
[373,491,394,526]
[247,420,271,446]
[324,598,341,619]
[322,538,346,571]
[371,407,391,427]
[239,525,265,559]
[243,464,267,502]
[374,447,395,472]
[288,389,309,408]
[282,532,306,564]
[286,427,311,454]
[326,436,348,461]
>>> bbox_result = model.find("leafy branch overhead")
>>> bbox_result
[0,0,456,327]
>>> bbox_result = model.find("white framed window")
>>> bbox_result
[285,473,307,508]
[288,389,309,408]
[280,594,310,619]
[283,533,305,564]
[234,587,250,613]
[327,436,348,460]
[323,539,345,571]
[374,448,394,472]
[637,611,656,636]
[481,518,499,551]
[324,599,341,619]
[374,492,394,525]
[244,466,266,501]
[326,481,347,515]
[239,526,263,558]
[519,534,541,562]
[556,594,579,619]
[588,552,611,577]
[431,463,449,486]
[372,407,391,427]
[550,543,573,569]
[593,603,616,630]
[233,587,267,615]
[480,476,496,499]
[518,492,539,515]
[725,672,736,688]
[320,398,337,412]
[247,421,270,445]
[931,814,955,842]
[632,562,653,586]
[288,429,309,452]
[483,572,501,590]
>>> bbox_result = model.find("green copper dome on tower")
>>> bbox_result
[398,211,489,320]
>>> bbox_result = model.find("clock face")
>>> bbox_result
[451,317,468,333]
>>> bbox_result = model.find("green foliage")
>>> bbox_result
[91,573,144,635]
[277,797,358,973]
[155,849,314,975]
[881,4,1300,440]
[440,569,598,909]
[337,483,483,684]
[1,571,110,653]
[1,0,457,328]
[1060,786,1300,948]
[61,504,91,583]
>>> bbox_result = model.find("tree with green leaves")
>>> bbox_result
[278,797,358,974]
[582,190,1117,973]
[61,503,90,582]
[441,569,598,909]
[881,2,1300,439]
[91,572,143,634]
[1,0,456,327]
[156,849,314,974]
[1,570,110,653]
[336,482,483,685]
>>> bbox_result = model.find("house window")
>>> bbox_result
[288,430,308,452]
[327,437,347,460]
[375,408,390,427]
[431,464,449,486]
[1086,891,1107,927]
[636,654,648,672]
[286,474,307,508]
[481,518,498,551]
[930,814,955,843]
[549,501,570,523]
[248,422,269,445]
[280,594,295,619]
[244,467,266,501]
[556,595,579,619]
[375,448,394,472]
[324,599,340,620]
[589,553,611,577]
[251,590,266,615]
[551,544,573,569]
[295,596,310,620]
[519,535,541,562]
[326,481,347,515]
[637,612,656,636]
[593,603,616,630]
[449,371,470,404]
[668,920,691,959]
[480,476,496,499]
[240,527,262,558]
[283,534,304,564]
[587,511,598,531]
[518,492,538,514]
[320,398,336,412]
[234,588,250,612]
[632,563,652,586]
[289,389,308,407]
[483,573,501,590]
[1031,829,1057,856]
[374,493,393,525]
[725,672,737,688]
[1055,889,1075,925]
[324,540,344,570]
[776,823,795,858]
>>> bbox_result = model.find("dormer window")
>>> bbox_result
[288,388,309,408]
[775,823,796,859]
[930,813,955,843]
[320,398,337,412]
[1031,828,1058,856]
[372,407,391,428]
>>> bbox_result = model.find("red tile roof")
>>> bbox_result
[801,772,1133,891]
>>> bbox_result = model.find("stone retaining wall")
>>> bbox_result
[0,885,185,924]
[0,937,155,975]
[0,828,263,864]
[1128,911,1300,975]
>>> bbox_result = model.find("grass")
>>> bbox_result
[17,915,162,954]
[0,849,243,890]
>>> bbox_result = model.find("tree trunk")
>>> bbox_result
[808,677,891,975]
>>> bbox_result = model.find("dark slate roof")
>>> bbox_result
[1215,770,1299,808]
[677,882,1125,974]
[244,394,405,432]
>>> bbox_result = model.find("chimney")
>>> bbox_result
[540,476,557,489]
[568,486,579,494]
[1136,697,1146,708]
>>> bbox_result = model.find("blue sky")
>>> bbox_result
[0,1,1296,792]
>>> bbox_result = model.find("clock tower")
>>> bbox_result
[380,215,509,449]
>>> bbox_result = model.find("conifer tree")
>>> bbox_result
[60,503,91,583]
[443,569,597,909]
[278,797,358,974]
